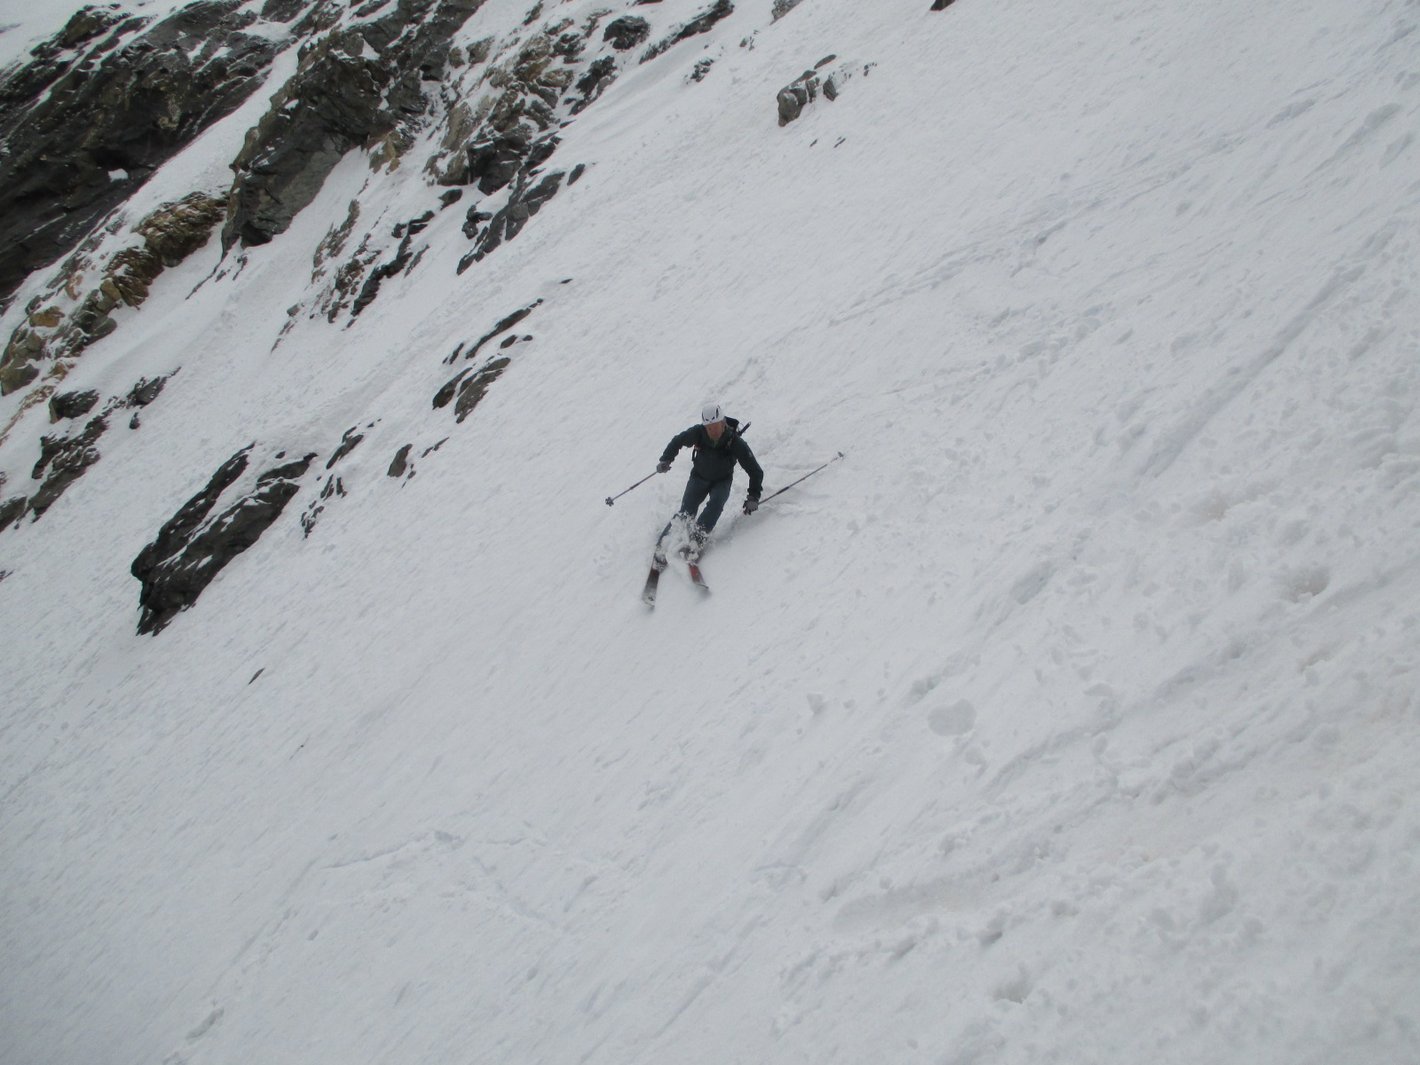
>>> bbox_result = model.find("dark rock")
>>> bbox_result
[555,31,586,64]
[50,389,101,421]
[771,0,805,20]
[0,1,283,301]
[0,328,46,393]
[572,56,617,111]
[300,473,346,537]
[131,447,316,634]
[463,302,539,360]
[433,368,470,409]
[0,7,134,119]
[439,189,464,208]
[314,200,361,269]
[525,134,561,173]
[463,205,493,239]
[640,0,734,64]
[29,415,108,519]
[777,81,813,126]
[57,5,128,50]
[930,0,957,9]
[68,299,119,343]
[322,250,379,323]
[1,495,28,529]
[433,301,540,409]
[0,195,219,394]
[222,0,485,251]
[351,233,414,318]
[603,16,650,51]
[135,191,226,266]
[260,0,309,20]
[466,127,535,195]
[127,374,169,407]
[776,60,850,126]
[387,443,413,478]
[222,33,390,249]
[455,357,511,422]
[465,171,565,262]
[326,426,365,469]
[103,245,164,307]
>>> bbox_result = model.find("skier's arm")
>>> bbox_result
[659,427,697,465]
[736,440,764,499]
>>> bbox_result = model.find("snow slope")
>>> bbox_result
[3,0,1419,1063]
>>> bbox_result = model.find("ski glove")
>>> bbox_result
[742,497,759,515]
[656,461,672,473]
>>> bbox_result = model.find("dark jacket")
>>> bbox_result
[661,417,764,499]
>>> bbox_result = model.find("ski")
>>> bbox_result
[642,551,668,607]
[687,560,709,592]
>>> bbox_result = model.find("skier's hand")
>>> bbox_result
[656,461,672,473]
[742,497,759,515]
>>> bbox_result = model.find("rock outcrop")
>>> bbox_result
[29,415,108,520]
[131,446,317,634]
[0,374,172,527]
[432,301,541,422]
[222,0,486,250]
[0,2,289,302]
[299,424,372,536]
[1,192,223,394]
[640,0,735,64]
[603,16,650,53]
[776,56,862,127]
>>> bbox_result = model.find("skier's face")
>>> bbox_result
[705,419,726,441]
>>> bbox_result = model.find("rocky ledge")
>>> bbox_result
[0,1,295,303]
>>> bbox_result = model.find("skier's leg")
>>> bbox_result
[678,474,712,519]
[660,475,710,553]
[695,478,733,536]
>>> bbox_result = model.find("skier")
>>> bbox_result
[656,402,764,559]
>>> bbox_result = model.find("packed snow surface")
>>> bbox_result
[2,0,1419,1063]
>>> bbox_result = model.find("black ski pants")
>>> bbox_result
[678,473,732,533]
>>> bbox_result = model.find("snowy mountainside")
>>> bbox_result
[2,1,1419,1064]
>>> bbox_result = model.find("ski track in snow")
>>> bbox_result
[3,0,1420,1063]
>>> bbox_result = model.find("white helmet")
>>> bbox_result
[700,401,723,424]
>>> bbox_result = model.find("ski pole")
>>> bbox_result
[758,451,845,505]
[605,470,659,506]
